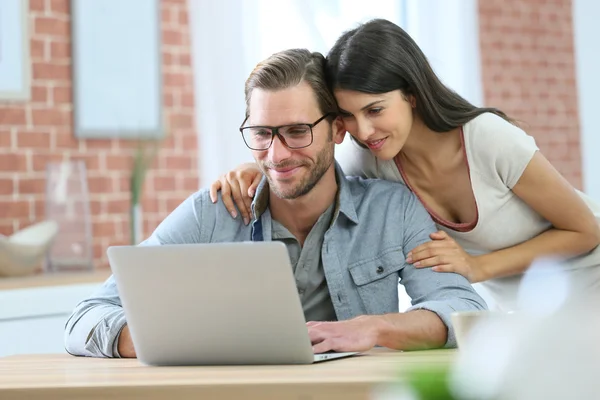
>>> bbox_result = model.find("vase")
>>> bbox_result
[131,203,143,245]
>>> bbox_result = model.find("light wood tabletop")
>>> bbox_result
[0,269,111,291]
[0,348,457,400]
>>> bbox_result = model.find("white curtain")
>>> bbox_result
[574,0,600,201]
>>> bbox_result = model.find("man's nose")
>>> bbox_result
[268,134,293,163]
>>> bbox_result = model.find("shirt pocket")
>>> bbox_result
[348,246,405,314]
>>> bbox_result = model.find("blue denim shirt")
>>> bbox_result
[64,164,487,357]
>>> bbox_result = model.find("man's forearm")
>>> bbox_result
[373,310,447,350]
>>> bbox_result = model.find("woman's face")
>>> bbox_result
[334,89,414,160]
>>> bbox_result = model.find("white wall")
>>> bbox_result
[574,0,600,201]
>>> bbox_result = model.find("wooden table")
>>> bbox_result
[0,348,456,399]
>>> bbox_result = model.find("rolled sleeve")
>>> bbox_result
[407,300,460,348]
[64,275,128,358]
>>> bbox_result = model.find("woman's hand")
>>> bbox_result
[209,163,263,225]
[407,231,486,283]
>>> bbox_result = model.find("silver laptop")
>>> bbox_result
[107,242,358,366]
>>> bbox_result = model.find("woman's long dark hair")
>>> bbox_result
[326,19,513,132]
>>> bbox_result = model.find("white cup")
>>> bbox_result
[451,310,516,350]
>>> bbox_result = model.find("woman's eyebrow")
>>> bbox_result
[360,100,385,111]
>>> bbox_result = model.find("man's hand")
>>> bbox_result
[307,315,383,354]
[117,324,136,358]
[407,231,486,283]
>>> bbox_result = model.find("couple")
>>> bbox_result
[65,19,600,358]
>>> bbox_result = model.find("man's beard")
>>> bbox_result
[262,144,334,200]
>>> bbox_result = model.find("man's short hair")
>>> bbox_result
[244,49,338,119]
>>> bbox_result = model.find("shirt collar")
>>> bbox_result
[250,162,359,225]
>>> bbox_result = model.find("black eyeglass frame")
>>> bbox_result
[239,113,334,151]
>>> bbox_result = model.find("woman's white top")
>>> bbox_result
[335,112,600,311]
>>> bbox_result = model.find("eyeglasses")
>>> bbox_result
[239,113,332,151]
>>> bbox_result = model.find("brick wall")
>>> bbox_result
[0,0,198,268]
[478,0,582,187]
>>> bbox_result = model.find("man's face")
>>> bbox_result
[246,82,343,200]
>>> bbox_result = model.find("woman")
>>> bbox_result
[211,19,600,311]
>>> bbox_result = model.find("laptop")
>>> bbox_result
[107,242,358,366]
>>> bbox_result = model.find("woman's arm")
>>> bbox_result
[476,151,600,280]
[409,152,600,282]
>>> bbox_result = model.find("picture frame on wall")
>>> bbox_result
[0,0,31,101]
[70,0,163,139]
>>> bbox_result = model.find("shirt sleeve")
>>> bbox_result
[400,190,488,348]
[467,113,539,189]
[64,192,208,358]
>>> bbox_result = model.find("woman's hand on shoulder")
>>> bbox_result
[209,163,263,225]
[407,231,487,283]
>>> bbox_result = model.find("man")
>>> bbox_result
[64,49,486,358]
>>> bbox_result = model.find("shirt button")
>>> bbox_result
[376,266,384,274]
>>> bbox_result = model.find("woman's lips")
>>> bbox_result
[366,137,387,150]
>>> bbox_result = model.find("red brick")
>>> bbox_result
[87,176,114,193]
[93,220,118,238]
[52,86,72,104]
[71,154,102,171]
[141,197,161,213]
[0,154,28,172]
[50,40,71,60]
[180,176,199,192]
[0,129,12,148]
[34,17,70,37]
[164,72,186,87]
[84,139,116,150]
[177,133,197,152]
[53,130,78,149]
[50,0,69,14]
[178,53,192,67]
[30,38,46,60]
[0,178,14,195]
[178,8,189,25]
[0,200,30,219]
[31,153,64,172]
[169,113,194,130]
[30,0,46,12]
[105,154,133,171]
[32,109,70,126]
[16,129,52,149]
[33,199,46,219]
[153,175,176,191]
[165,196,185,212]
[33,62,71,80]
[0,109,27,126]
[89,200,103,215]
[181,91,194,107]
[31,85,49,103]
[0,221,14,236]
[163,154,195,170]
[161,7,173,24]
[163,29,183,46]
[106,198,130,215]
[164,92,176,107]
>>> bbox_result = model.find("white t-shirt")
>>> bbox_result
[336,112,600,311]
